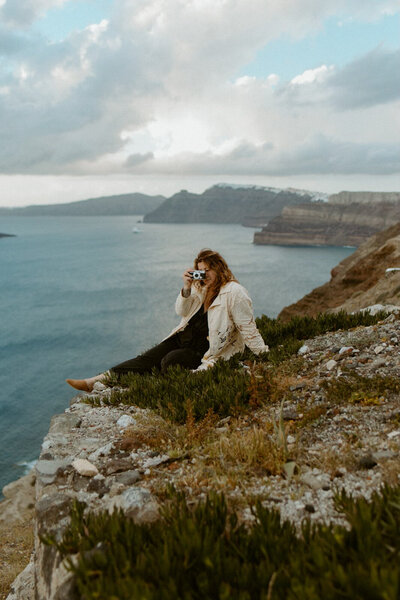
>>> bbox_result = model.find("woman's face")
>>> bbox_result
[197,261,217,286]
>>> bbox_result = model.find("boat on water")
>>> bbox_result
[132,227,141,233]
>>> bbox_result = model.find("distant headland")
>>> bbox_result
[1,184,400,248]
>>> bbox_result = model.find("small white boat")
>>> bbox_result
[132,227,141,233]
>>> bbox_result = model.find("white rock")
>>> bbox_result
[93,382,107,392]
[107,487,159,523]
[374,345,384,354]
[326,359,337,371]
[387,430,400,439]
[88,442,114,462]
[287,435,296,445]
[298,345,310,355]
[339,346,353,355]
[142,454,170,469]
[116,415,136,428]
[72,458,99,477]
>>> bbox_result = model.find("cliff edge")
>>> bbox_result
[278,222,400,321]
[254,192,400,247]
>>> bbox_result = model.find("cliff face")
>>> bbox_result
[254,193,400,247]
[329,191,400,204]
[143,185,316,225]
[278,222,400,321]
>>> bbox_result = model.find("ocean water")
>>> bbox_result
[0,217,353,494]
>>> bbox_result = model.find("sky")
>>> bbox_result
[0,0,399,207]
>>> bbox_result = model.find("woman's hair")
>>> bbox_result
[194,248,237,310]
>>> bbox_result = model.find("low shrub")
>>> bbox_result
[104,358,254,424]
[322,373,400,404]
[255,309,389,356]
[46,484,400,599]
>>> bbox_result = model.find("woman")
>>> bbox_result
[66,248,269,392]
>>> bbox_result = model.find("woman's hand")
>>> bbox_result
[182,268,193,297]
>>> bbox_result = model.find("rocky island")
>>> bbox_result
[0,193,165,217]
[254,191,400,247]
[143,184,326,225]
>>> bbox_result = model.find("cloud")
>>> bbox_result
[328,47,400,109]
[0,0,68,28]
[0,0,399,179]
[125,135,400,176]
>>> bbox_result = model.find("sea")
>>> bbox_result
[0,216,354,495]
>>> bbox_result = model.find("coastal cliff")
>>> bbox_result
[278,222,400,321]
[143,184,324,225]
[254,192,400,247]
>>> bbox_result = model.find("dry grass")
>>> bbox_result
[303,444,358,477]
[208,426,287,477]
[0,519,34,600]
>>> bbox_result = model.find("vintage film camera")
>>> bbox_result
[189,270,206,280]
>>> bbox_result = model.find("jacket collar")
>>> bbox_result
[208,282,233,308]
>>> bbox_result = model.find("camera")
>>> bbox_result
[189,270,206,280]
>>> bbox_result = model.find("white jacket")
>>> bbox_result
[164,281,269,369]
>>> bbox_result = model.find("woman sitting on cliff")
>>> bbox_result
[66,248,269,392]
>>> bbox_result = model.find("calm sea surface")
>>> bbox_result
[0,217,353,493]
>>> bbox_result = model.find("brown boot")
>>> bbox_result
[66,378,93,392]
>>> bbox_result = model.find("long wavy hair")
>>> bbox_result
[194,248,237,310]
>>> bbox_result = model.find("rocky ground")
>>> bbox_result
[3,309,400,598]
[0,312,400,600]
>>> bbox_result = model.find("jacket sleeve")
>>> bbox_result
[229,288,269,354]
[175,289,198,317]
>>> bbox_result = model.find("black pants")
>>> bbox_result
[110,335,203,377]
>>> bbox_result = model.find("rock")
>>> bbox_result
[371,358,387,369]
[387,430,400,439]
[300,472,325,490]
[71,459,99,477]
[36,459,70,485]
[298,345,310,355]
[374,345,385,355]
[304,504,315,513]
[105,458,134,475]
[49,414,82,434]
[142,454,170,469]
[357,455,378,470]
[0,470,36,524]
[93,382,108,392]
[286,435,296,445]
[283,409,298,421]
[107,487,159,523]
[116,415,136,428]
[326,359,337,371]
[111,470,141,486]
[87,478,110,496]
[339,346,354,355]
[6,560,35,600]
[88,442,114,462]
